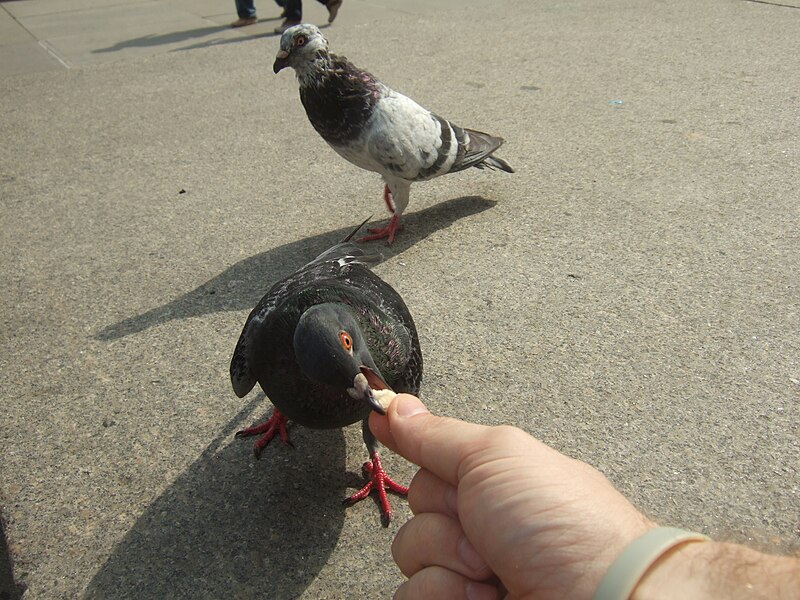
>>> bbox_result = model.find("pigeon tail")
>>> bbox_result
[444,126,513,174]
[465,127,504,156]
[341,216,373,242]
[303,218,382,269]
[460,128,514,173]
[476,155,515,173]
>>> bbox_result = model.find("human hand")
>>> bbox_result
[369,394,655,600]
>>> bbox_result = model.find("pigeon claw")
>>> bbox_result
[235,408,292,459]
[344,451,408,527]
[358,215,404,245]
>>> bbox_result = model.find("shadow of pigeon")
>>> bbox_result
[83,394,349,600]
[96,196,496,341]
[92,17,285,54]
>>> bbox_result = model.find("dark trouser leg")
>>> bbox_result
[283,0,302,20]
[235,0,256,18]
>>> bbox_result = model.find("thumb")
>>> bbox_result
[369,394,493,487]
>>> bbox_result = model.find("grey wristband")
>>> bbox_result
[592,526,710,600]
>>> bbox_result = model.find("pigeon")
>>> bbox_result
[230,220,423,525]
[273,24,514,244]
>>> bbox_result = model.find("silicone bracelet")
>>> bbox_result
[592,526,710,600]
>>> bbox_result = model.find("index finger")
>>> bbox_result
[368,394,495,487]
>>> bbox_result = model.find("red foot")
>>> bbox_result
[344,452,408,526]
[358,215,404,245]
[383,184,396,213]
[235,408,291,459]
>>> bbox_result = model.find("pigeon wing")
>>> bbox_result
[365,92,456,181]
[364,91,510,181]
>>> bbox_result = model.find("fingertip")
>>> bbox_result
[392,580,409,600]
[370,394,428,451]
[391,394,430,418]
[382,394,492,486]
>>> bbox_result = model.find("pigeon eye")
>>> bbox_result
[296,35,306,47]
[339,331,353,351]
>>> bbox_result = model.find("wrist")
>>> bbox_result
[632,539,800,600]
[592,527,709,600]
[629,537,712,600]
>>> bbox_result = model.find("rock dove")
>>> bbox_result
[273,24,514,244]
[230,220,423,525]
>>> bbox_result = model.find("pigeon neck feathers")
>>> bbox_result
[299,54,382,146]
[293,49,332,87]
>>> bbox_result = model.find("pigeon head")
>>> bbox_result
[293,303,389,415]
[273,24,329,76]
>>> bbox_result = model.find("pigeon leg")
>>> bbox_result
[358,214,404,244]
[346,419,408,526]
[383,184,396,213]
[344,451,409,527]
[235,408,291,459]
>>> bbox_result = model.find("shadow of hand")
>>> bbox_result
[84,397,348,599]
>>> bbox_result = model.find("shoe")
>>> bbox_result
[326,0,343,23]
[274,19,301,34]
[231,17,257,27]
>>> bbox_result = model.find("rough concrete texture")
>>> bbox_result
[1,0,798,598]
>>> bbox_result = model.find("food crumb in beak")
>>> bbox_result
[348,373,396,413]
[372,389,397,412]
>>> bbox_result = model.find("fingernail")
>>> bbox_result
[466,581,498,600]
[395,395,429,418]
[458,536,488,573]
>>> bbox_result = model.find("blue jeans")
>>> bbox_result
[235,0,286,19]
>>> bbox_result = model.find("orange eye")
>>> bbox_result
[339,331,353,351]
[296,35,306,46]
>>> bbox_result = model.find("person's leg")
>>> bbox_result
[282,0,301,21]
[235,0,257,18]
[320,0,342,23]
[274,0,301,32]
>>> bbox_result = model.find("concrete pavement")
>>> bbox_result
[0,0,487,75]
[1,0,799,598]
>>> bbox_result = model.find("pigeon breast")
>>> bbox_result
[300,56,381,146]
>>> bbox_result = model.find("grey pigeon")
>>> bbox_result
[273,24,514,244]
[230,220,422,525]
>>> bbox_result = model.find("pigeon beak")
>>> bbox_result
[365,389,386,415]
[349,367,393,415]
[273,50,290,73]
